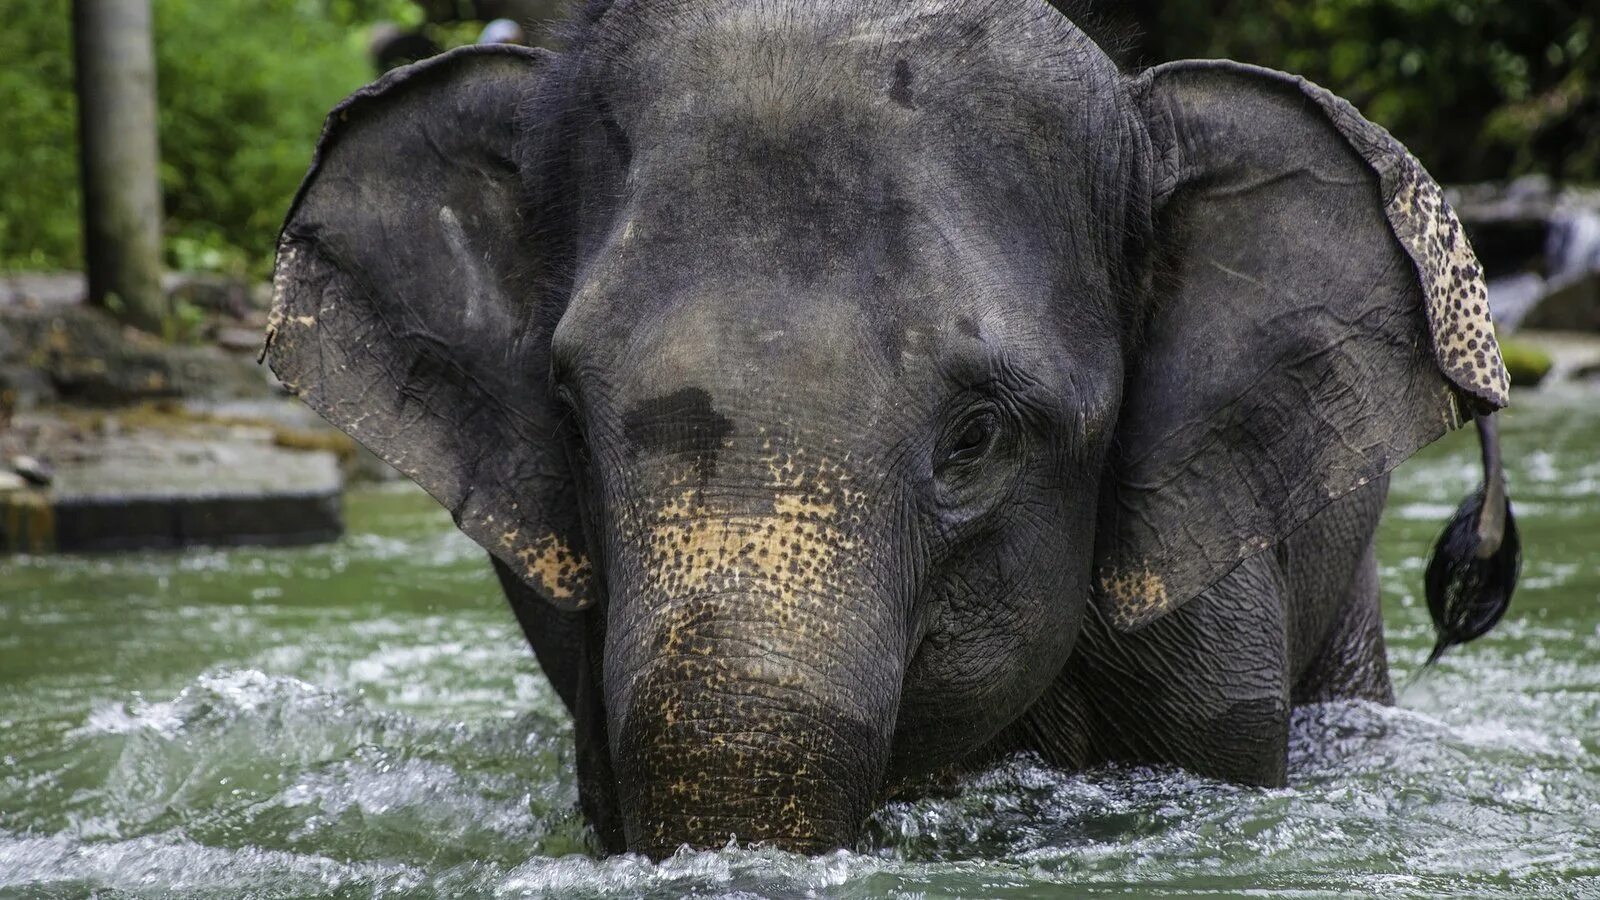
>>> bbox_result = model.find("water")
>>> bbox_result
[1549,207,1600,284]
[2,391,1598,898]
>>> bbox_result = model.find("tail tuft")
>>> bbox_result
[1423,485,1520,666]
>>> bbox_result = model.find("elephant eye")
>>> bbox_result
[946,412,996,465]
[568,427,593,469]
[555,386,592,468]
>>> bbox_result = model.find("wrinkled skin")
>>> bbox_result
[267,0,1512,859]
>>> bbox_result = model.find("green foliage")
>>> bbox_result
[1498,337,1554,387]
[0,2,80,271]
[0,0,407,275]
[152,0,403,278]
[1132,0,1598,184]
[3,1,1593,276]
[163,297,210,344]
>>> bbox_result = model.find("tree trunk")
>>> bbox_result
[73,0,167,335]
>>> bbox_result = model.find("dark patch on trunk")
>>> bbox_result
[622,387,733,483]
[890,59,915,109]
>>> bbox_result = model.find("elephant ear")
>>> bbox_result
[266,45,595,611]
[1095,60,1508,632]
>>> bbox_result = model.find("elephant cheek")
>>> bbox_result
[604,487,906,857]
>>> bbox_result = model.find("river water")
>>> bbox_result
[2,390,1597,898]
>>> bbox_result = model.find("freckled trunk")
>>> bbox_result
[603,479,906,857]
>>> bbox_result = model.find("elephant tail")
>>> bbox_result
[1423,413,1521,666]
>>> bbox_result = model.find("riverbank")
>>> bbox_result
[0,274,391,553]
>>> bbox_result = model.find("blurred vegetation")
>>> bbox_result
[1082,0,1597,184]
[2,1,1595,276]
[0,3,80,273]
[154,0,422,278]
[0,0,417,276]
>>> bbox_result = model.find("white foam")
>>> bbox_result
[0,832,426,894]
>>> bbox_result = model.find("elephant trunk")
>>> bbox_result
[603,483,907,857]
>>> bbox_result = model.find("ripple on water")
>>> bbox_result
[0,833,429,898]
[1,670,585,893]
[861,703,1600,896]
[3,669,1599,899]
[3,393,1598,899]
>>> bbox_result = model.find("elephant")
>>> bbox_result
[265,0,1521,859]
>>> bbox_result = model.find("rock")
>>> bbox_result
[183,398,328,430]
[0,424,343,554]
[1487,273,1546,328]
[215,326,266,354]
[0,273,86,310]
[164,399,397,484]
[1450,176,1559,218]
[250,282,275,310]
[1521,270,1600,332]
[1498,338,1554,387]
[1505,173,1556,203]
[10,455,53,487]
[163,272,262,318]
[0,305,275,404]
[0,472,25,493]
[1502,329,1600,386]
[0,365,57,411]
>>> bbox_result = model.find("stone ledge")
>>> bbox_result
[3,489,342,554]
[2,410,344,554]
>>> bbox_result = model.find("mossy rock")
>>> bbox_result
[0,306,270,404]
[1499,338,1554,387]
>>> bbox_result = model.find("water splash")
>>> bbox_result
[1547,207,1600,282]
[3,394,1599,898]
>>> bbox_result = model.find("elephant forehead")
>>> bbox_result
[620,296,892,398]
[591,0,1098,94]
[553,6,1135,390]
[557,271,936,451]
[584,0,1122,168]
[554,197,1074,409]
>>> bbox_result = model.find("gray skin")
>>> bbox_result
[266,0,1513,859]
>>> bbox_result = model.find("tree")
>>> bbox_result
[73,0,169,334]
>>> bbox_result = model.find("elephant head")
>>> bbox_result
[267,0,1506,858]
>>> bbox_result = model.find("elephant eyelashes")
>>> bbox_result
[566,429,593,470]
[554,387,592,469]
[935,407,1010,510]
[946,413,997,466]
